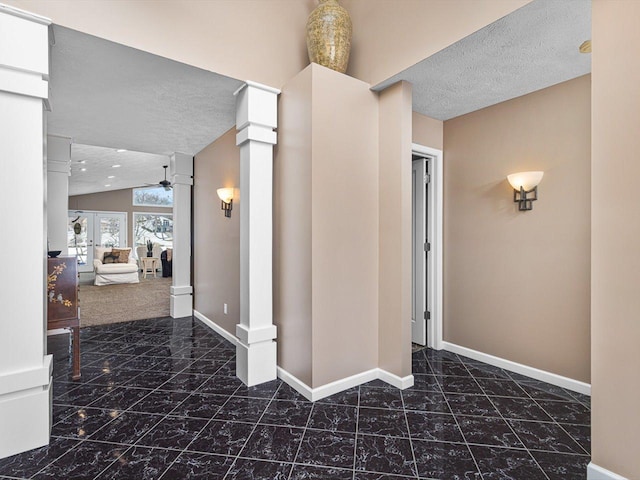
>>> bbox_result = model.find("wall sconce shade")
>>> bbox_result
[507,171,544,211]
[217,187,234,218]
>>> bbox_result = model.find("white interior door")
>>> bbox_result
[95,212,126,248]
[68,211,127,272]
[412,158,427,345]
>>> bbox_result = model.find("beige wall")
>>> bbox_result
[275,64,379,388]
[310,64,379,387]
[193,128,240,336]
[378,81,413,378]
[69,188,171,248]
[413,111,443,151]
[591,1,640,477]
[443,75,591,383]
[5,0,313,88]
[342,0,530,85]
[9,0,530,89]
[274,65,313,386]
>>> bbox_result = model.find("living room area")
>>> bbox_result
[66,157,175,327]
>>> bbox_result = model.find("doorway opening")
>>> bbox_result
[411,144,443,351]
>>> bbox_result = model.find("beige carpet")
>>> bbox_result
[79,276,171,327]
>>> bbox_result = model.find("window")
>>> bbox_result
[132,186,173,207]
[133,213,173,249]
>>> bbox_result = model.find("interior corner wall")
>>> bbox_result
[310,64,379,387]
[275,64,379,389]
[274,66,313,386]
[378,80,413,379]
[413,111,443,150]
[591,1,640,477]
[193,128,240,337]
[69,188,171,248]
[443,75,591,383]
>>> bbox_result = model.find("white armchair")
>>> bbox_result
[93,247,139,286]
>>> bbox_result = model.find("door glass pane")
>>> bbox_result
[68,216,88,266]
[98,216,122,247]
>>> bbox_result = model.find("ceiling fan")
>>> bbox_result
[147,165,172,190]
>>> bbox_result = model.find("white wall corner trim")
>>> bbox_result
[193,310,239,347]
[277,367,414,402]
[587,463,629,480]
[442,341,591,395]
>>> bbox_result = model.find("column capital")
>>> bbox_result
[234,81,280,131]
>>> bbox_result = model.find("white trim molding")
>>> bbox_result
[587,463,629,480]
[194,311,414,401]
[442,341,591,395]
[277,367,414,402]
[193,310,238,347]
[411,143,443,350]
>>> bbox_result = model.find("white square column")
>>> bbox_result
[234,81,281,386]
[170,152,194,318]
[47,135,71,255]
[0,5,53,459]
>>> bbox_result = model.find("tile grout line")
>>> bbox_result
[518,386,591,457]
[221,381,283,480]
[53,327,233,480]
[399,388,420,479]
[286,390,316,480]
[432,364,486,480]
[157,356,241,480]
[459,358,551,480]
[351,385,361,480]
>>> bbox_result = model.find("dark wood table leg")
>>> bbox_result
[71,326,81,380]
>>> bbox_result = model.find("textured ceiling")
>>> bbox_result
[48,26,243,195]
[373,0,591,120]
[69,144,171,196]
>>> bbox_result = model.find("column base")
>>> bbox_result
[236,340,277,386]
[0,377,51,459]
[170,285,193,318]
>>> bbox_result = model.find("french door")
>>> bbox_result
[68,211,127,272]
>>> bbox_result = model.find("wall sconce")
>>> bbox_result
[507,171,544,211]
[217,187,234,218]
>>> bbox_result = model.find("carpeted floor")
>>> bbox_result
[79,275,171,327]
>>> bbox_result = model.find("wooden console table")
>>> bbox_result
[47,256,81,380]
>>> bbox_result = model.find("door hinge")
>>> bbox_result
[424,242,431,252]
[424,173,431,184]
[424,311,431,320]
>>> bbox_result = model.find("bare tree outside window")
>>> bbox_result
[133,213,173,249]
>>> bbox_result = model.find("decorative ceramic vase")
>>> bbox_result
[306,0,352,74]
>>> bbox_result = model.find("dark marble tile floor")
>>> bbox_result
[0,316,590,479]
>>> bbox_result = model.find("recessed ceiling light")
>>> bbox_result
[104,184,111,187]
[80,168,87,172]
[112,164,121,168]
[107,175,115,179]
[116,149,127,153]
[78,160,86,164]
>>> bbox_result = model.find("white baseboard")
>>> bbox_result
[587,462,629,480]
[442,341,591,396]
[193,310,238,346]
[378,368,415,389]
[195,310,415,400]
[277,367,414,402]
[47,328,69,336]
